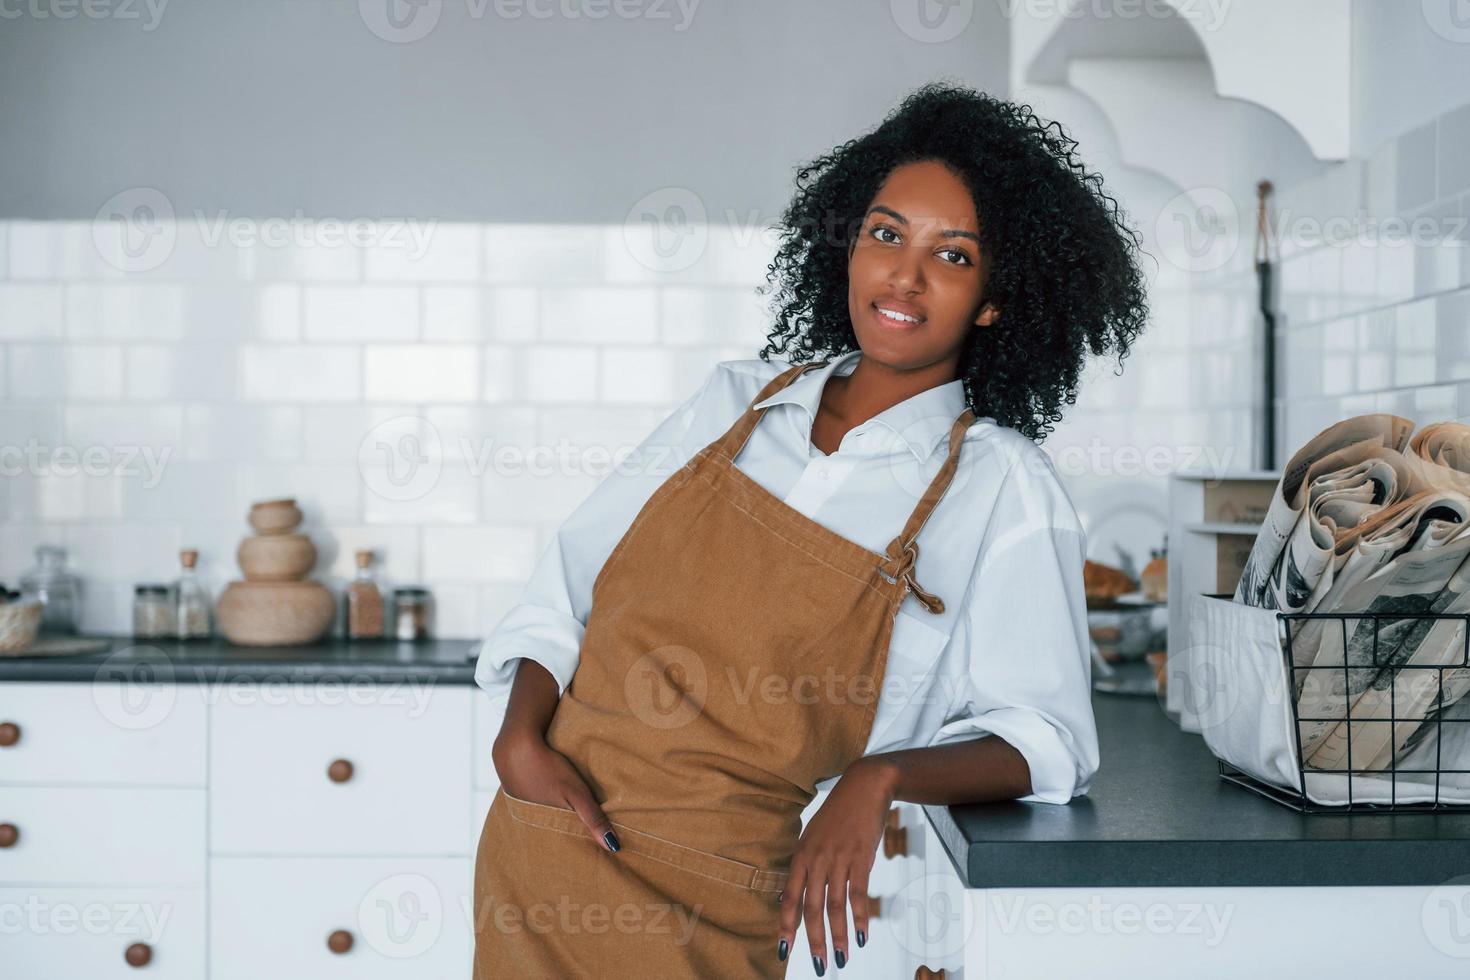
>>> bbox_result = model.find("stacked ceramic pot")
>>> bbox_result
[216,498,335,646]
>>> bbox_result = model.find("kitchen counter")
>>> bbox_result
[0,634,480,684]
[11,637,1470,891]
[925,683,1470,889]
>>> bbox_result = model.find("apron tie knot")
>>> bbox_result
[882,535,945,615]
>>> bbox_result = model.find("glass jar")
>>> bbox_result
[133,585,174,639]
[346,550,384,640]
[174,549,212,640]
[20,544,81,635]
[392,587,431,641]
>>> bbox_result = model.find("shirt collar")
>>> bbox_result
[751,349,973,463]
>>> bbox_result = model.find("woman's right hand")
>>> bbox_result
[492,727,622,854]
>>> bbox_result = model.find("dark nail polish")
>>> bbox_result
[777,938,788,961]
[602,830,620,852]
[835,948,846,968]
[812,953,826,976]
[777,890,784,903]
[856,928,866,948]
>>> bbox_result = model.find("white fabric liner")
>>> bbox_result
[1188,593,1470,806]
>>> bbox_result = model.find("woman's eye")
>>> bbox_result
[939,248,971,266]
[871,225,899,244]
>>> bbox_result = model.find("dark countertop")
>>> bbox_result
[924,678,1470,888]
[0,634,480,684]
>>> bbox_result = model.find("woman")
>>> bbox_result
[473,81,1149,977]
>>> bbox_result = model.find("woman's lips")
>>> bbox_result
[872,301,926,330]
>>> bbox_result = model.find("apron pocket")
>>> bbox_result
[498,788,787,895]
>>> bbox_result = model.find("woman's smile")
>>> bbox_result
[871,298,928,331]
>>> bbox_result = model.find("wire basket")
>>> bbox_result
[1218,605,1470,813]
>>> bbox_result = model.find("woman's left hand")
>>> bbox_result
[777,756,897,974]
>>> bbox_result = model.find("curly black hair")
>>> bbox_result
[755,80,1152,442]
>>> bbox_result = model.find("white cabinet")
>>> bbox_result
[0,680,475,980]
[0,679,952,978]
[209,857,472,980]
[209,688,472,855]
[0,683,211,979]
[0,886,206,979]
[2,787,205,885]
[0,681,207,786]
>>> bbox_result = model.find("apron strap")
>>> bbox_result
[714,359,830,464]
[879,407,977,614]
[712,356,976,615]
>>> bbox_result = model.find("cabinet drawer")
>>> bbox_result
[0,787,204,885]
[209,686,473,854]
[209,857,471,980]
[0,886,205,979]
[0,682,207,787]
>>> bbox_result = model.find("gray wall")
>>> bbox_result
[1352,0,1470,155]
[0,0,1009,221]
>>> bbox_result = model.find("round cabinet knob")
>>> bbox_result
[882,823,908,860]
[0,823,18,848]
[327,929,354,954]
[124,942,152,967]
[0,722,19,747]
[327,759,354,784]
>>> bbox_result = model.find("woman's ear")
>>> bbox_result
[975,302,1001,328]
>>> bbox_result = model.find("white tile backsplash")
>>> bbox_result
[540,287,659,345]
[0,284,65,339]
[6,345,65,400]
[9,114,1470,637]
[364,344,479,402]
[126,344,238,401]
[364,223,480,282]
[183,404,302,463]
[422,285,482,341]
[65,283,188,341]
[1232,95,1470,482]
[522,346,598,404]
[241,345,362,401]
[304,285,419,341]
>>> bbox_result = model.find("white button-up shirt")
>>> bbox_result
[476,348,1100,804]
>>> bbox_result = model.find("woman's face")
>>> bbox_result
[846,159,1000,372]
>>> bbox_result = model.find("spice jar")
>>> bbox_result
[133,585,174,639]
[392,587,431,641]
[346,550,385,640]
[174,549,212,640]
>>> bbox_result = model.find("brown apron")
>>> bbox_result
[474,359,975,977]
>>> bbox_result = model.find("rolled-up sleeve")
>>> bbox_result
[474,364,723,703]
[926,456,1100,804]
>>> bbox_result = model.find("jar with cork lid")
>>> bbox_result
[345,549,384,640]
[174,549,212,640]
